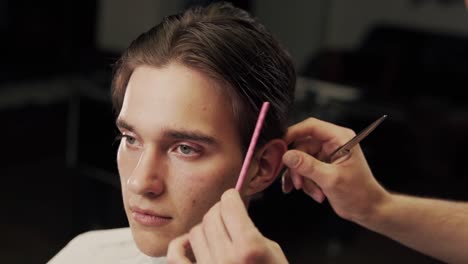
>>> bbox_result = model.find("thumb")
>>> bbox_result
[167,233,194,264]
[282,150,334,187]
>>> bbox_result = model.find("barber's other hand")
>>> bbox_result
[281,117,390,223]
[167,189,288,264]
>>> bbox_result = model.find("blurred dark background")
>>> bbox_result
[1,0,467,263]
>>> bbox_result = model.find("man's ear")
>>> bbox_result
[245,139,287,196]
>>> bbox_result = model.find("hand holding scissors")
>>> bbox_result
[281,115,390,222]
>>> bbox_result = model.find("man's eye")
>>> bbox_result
[125,135,136,145]
[118,134,139,147]
[177,144,198,156]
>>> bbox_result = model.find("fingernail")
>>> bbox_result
[283,152,300,168]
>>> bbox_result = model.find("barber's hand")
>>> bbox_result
[167,189,288,264]
[281,117,390,223]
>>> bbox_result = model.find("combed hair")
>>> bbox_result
[111,1,296,151]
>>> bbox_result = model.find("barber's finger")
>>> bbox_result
[292,136,323,156]
[288,168,304,189]
[219,189,257,243]
[282,150,336,188]
[167,233,194,264]
[302,178,326,203]
[284,118,343,145]
[189,225,212,264]
[202,203,231,261]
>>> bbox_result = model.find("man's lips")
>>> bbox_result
[130,206,173,227]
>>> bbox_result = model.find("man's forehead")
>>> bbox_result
[124,65,232,114]
[118,64,241,147]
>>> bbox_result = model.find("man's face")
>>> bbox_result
[116,64,244,256]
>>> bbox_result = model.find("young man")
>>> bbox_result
[48,2,295,263]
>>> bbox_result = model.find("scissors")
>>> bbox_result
[327,114,387,163]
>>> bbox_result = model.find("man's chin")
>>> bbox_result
[137,244,167,257]
[131,228,171,257]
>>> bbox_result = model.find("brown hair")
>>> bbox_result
[111,1,295,151]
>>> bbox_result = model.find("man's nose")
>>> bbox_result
[127,149,165,197]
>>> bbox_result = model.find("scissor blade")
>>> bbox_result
[328,114,387,162]
[341,114,387,150]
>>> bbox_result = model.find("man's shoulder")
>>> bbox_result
[48,227,165,264]
[68,227,134,246]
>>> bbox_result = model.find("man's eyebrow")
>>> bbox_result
[115,120,217,144]
[163,129,217,145]
[115,118,134,132]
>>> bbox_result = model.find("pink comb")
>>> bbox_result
[235,102,270,191]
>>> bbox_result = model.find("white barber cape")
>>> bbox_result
[48,227,166,264]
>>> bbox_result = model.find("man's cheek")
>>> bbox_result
[176,171,221,209]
